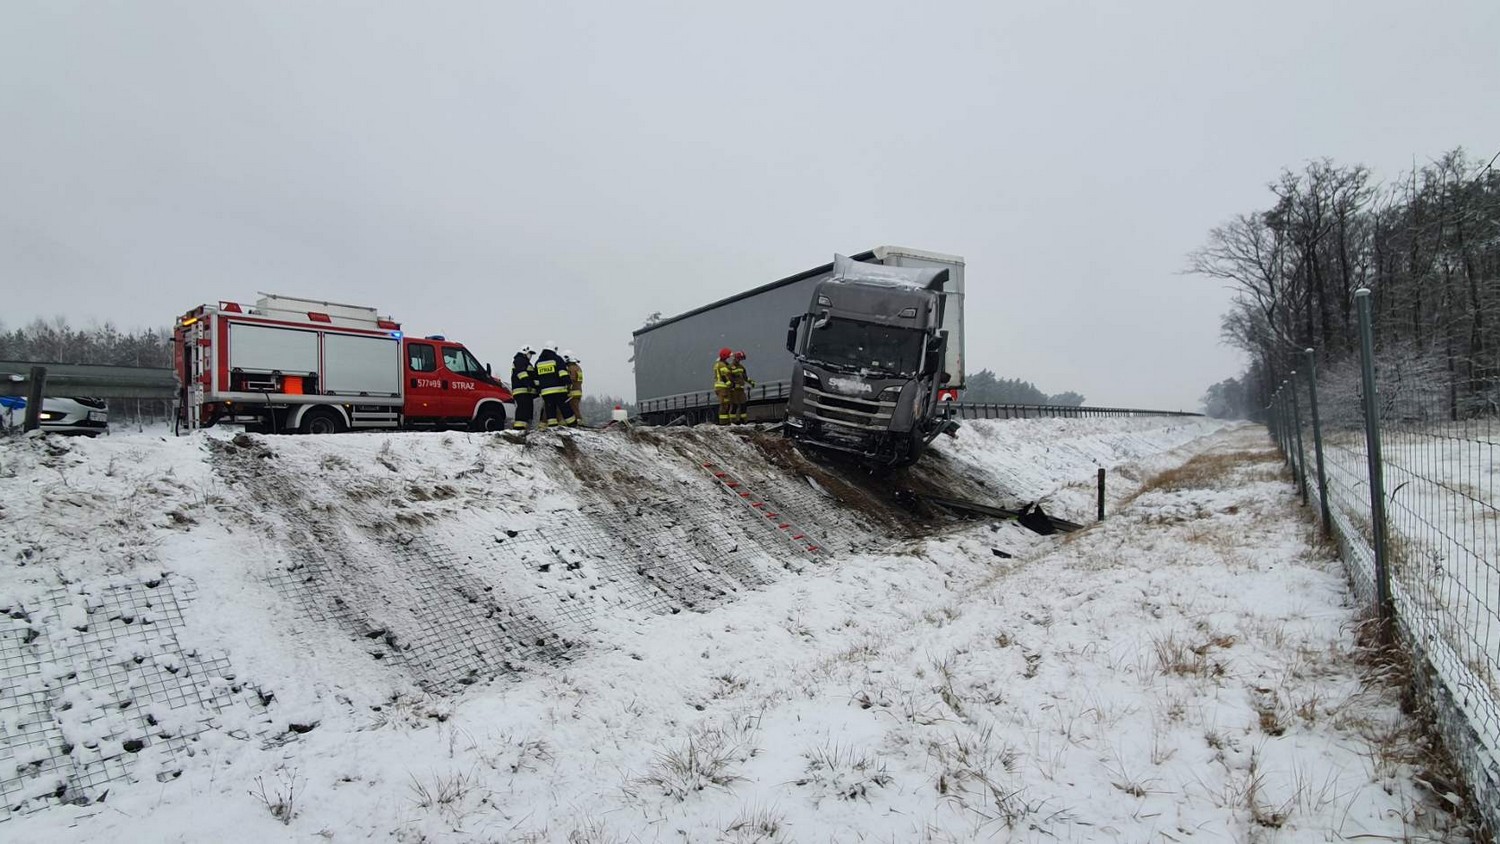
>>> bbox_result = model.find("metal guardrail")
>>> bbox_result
[0,361,178,400]
[945,403,1201,420]
[637,381,795,416]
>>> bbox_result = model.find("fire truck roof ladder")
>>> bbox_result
[253,293,396,331]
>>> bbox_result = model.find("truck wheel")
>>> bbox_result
[300,407,343,435]
[470,406,507,432]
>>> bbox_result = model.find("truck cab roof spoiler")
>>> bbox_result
[831,254,948,291]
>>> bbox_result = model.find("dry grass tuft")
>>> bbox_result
[635,720,758,801]
[723,803,791,843]
[1129,450,1278,499]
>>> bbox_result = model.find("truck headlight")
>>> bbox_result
[877,386,902,401]
[801,369,821,386]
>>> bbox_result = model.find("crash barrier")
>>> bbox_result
[945,403,1202,420]
[1267,290,1499,835]
[638,381,794,419]
[0,361,178,401]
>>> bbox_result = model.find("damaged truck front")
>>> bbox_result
[784,256,956,467]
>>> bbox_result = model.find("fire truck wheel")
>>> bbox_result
[470,406,507,432]
[299,407,344,435]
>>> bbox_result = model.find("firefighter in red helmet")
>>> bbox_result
[713,347,734,425]
[729,350,752,423]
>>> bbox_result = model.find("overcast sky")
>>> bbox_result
[4,1,1497,409]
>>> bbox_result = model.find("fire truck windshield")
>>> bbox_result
[442,347,484,377]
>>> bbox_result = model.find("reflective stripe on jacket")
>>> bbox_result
[566,363,583,396]
[713,360,733,389]
[728,362,746,387]
[510,362,536,395]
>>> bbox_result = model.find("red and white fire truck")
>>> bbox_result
[174,293,514,434]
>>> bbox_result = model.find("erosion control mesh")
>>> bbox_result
[0,576,271,819]
[220,428,894,699]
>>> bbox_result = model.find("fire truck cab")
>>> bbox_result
[174,293,513,434]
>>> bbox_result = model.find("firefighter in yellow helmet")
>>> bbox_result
[729,350,752,423]
[713,347,734,425]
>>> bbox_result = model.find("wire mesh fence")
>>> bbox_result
[1268,290,1499,835]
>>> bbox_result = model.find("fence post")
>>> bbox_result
[1355,289,1392,624]
[1303,349,1332,532]
[22,366,46,432]
[1096,468,1106,522]
[1275,386,1289,460]
[1288,371,1309,505]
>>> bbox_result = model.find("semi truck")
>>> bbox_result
[174,293,514,434]
[633,246,965,466]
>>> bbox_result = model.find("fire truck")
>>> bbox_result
[174,293,514,434]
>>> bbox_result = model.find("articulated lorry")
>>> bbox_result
[175,293,514,434]
[634,246,965,466]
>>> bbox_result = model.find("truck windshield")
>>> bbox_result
[806,319,924,375]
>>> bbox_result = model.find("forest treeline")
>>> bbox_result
[1,318,173,368]
[962,369,1084,406]
[1192,148,1499,420]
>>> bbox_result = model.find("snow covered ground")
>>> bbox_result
[0,418,1478,841]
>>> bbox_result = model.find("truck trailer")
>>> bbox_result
[634,246,965,466]
[174,293,514,434]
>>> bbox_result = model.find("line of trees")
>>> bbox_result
[962,369,1084,406]
[1191,148,1500,420]
[0,318,173,368]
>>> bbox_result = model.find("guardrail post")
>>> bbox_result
[1303,349,1332,532]
[1288,371,1309,505]
[1355,289,1392,624]
[22,366,46,432]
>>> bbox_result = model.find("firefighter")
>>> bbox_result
[563,350,584,423]
[535,342,576,428]
[509,347,537,430]
[729,350,752,423]
[713,347,734,425]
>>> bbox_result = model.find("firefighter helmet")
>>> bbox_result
[733,350,746,360]
[718,347,732,359]
[544,340,559,352]
[562,350,577,363]
[520,345,535,357]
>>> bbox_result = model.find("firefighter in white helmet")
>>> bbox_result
[533,342,576,428]
[509,348,537,430]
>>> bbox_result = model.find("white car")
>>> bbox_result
[0,396,109,435]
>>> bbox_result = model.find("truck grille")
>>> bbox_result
[804,387,894,431]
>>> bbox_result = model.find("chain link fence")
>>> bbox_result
[1268,289,1498,836]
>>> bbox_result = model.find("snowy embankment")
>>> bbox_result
[0,418,1475,841]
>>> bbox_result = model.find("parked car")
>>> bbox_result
[0,396,109,435]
